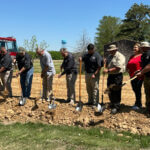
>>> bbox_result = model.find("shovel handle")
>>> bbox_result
[79,60,82,100]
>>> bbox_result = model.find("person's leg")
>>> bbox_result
[5,70,13,96]
[68,73,77,103]
[0,72,6,91]
[42,75,47,99]
[131,78,143,107]
[66,74,71,101]
[20,73,27,97]
[26,67,34,98]
[47,74,53,99]
[91,74,100,105]
[85,73,93,104]
[144,77,150,113]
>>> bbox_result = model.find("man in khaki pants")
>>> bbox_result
[36,48,56,101]
[0,47,13,97]
[58,48,77,105]
[80,43,103,106]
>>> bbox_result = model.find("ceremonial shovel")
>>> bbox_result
[76,60,83,112]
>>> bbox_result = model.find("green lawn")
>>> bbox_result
[0,122,150,150]
[33,59,62,73]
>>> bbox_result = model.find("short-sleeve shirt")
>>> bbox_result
[16,53,33,74]
[61,53,77,75]
[0,53,12,72]
[82,51,103,73]
[141,49,150,77]
[40,51,56,76]
[127,55,142,78]
[107,51,126,74]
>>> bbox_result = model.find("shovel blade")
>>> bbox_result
[75,101,83,112]
[48,103,57,109]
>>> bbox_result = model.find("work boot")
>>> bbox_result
[19,97,26,106]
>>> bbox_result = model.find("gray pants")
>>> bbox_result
[66,73,77,101]
[85,73,100,105]
[0,70,13,96]
[42,74,53,99]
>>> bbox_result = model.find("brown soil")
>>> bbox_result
[0,74,150,135]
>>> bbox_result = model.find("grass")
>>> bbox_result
[33,59,62,73]
[0,122,150,150]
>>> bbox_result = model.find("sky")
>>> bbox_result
[0,0,150,51]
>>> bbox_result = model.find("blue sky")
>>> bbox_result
[0,0,150,51]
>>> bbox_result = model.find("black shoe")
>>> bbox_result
[111,108,118,114]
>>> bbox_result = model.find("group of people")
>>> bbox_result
[0,41,150,115]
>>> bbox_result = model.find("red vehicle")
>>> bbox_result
[0,37,18,59]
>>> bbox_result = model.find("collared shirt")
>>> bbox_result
[107,51,126,74]
[40,51,56,76]
[82,51,103,73]
[61,53,77,75]
[16,53,33,74]
[141,49,150,77]
[0,53,12,72]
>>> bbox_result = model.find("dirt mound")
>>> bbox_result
[0,74,149,135]
[0,96,150,135]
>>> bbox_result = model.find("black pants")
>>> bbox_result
[131,78,143,107]
[107,73,123,109]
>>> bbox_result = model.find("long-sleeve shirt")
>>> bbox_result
[61,53,77,75]
[16,53,33,74]
[40,51,56,76]
[0,53,12,72]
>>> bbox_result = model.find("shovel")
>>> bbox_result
[105,76,137,94]
[76,60,83,112]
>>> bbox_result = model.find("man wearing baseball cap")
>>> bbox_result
[103,44,126,114]
[136,42,150,114]
[16,47,34,106]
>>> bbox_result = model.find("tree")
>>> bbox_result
[23,35,49,51]
[75,30,91,53]
[117,3,150,42]
[95,16,121,55]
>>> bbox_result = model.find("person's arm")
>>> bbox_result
[0,67,5,72]
[137,64,150,77]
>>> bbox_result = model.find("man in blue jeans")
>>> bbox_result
[16,47,34,106]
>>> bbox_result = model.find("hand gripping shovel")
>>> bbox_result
[76,60,83,111]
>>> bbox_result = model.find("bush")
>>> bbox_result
[27,51,63,60]
[48,51,63,60]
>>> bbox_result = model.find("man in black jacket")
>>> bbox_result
[58,48,77,104]
[0,47,13,97]
[16,47,34,105]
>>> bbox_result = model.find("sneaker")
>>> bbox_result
[111,108,118,114]
[19,97,26,106]
[69,100,75,105]
[132,105,140,110]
